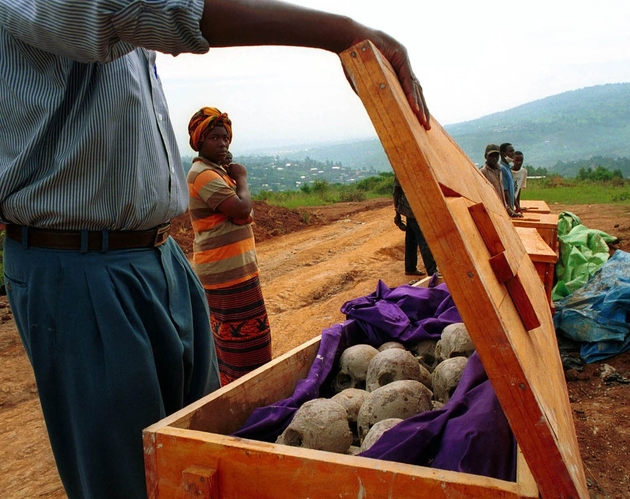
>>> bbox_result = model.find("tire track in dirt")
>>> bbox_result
[257,205,414,357]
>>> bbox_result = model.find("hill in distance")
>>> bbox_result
[264,83,630,177]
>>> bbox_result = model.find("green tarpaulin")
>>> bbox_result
[552,211,618,301]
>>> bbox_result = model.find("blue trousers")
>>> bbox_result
[3,237,220,499]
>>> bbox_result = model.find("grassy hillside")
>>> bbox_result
[447,82,630,169]
[273,83,630,177]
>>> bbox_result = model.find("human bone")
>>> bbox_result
[416,362,433,391]
[347,445,361,456]
[435,322,475,362]
[432,356,469,403]
[365,348,421,392]
[331,388,368,423]
[332,344,379,392]
[357,380,433,442]
[410,339,439,373]
[377,341,406,352]
[276,398,353,453]
[331,388,369,446]
[359,418,403,452]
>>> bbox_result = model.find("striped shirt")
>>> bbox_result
[0,0,209,230]
[187,158,259,289]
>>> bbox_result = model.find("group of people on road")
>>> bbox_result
[392,141,529,278]
[480,142,528,218]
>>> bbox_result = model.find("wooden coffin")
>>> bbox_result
[144,41,587,499]
[144,330,539,499]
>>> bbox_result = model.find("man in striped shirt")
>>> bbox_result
[0,1,431,498]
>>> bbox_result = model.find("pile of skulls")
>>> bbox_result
[276,322,476,455]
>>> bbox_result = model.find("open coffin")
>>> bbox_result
[143,41,588,499]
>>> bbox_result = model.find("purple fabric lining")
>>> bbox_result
[233,280,516,482]
[359,351,517,481]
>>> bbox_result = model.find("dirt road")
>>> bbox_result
[1,200,629,498]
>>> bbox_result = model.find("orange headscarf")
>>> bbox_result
[188,107,233,152]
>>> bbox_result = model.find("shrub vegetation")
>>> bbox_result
[254,167,630,210]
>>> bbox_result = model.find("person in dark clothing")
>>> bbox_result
[393,176,437,276]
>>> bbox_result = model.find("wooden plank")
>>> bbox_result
[339,40,587,499]
[516,227,557,311]
[511,213,559,253]
[516,447,539,498]
[182,466,219,498]
[516,228,557,264]
[469,202,506,256]
[147,427,535,499]
[521,200,551,214]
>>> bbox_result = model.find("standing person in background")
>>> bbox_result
[481,144,522,218]
[500,143,516,212]
[393,175,438,276]
[187,107,271,385]
[512,151,528,213]
[0,1,431,498]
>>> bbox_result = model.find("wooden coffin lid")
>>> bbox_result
[340,41,588,499]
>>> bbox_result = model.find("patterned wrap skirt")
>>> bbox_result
[205,275,272,385]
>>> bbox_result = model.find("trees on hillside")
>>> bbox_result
[577,166,623,181]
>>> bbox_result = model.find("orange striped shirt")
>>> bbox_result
[187,158,258,289]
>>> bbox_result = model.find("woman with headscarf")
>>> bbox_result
[187,107,271,385]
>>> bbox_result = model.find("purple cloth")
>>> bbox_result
[340,279,462,344]
[233,280,515,481]
[359,352,516,481]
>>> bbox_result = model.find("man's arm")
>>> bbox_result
[515,182,523,212]
[200,0,430,130]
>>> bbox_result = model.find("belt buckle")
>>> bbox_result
[153,223,170,247]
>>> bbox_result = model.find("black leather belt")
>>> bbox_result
[5,223,171,251]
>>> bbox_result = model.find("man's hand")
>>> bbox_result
[394,213,406,231]
[362,31,431,130]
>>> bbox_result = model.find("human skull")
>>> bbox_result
[357,380,433,443]
[410,339,439,373]
[331,388,368,446]
[347,445,361,456]
[416,362,433,391]
[432,400,444,410]
[377,341,406,352]
[331,388,368,423]
[432,356,469,403]
[332,344,379,393]
[435,322,475,362]
[276,398,353,453]
[365,348,421,392]
[359,418,403,452]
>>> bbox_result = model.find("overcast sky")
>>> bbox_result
[156,0,630,156]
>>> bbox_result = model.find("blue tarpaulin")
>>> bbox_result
[554,250,630,363]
